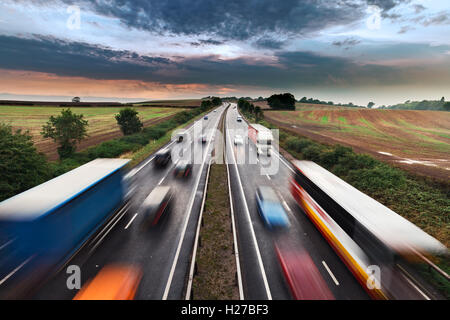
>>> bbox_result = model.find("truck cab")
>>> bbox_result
[248,124,273,157]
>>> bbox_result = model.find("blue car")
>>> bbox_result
[204,116,208,120]
[256,186,290,229]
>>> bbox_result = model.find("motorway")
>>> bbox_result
[1,103,443,300]
[31,105,227,300]
[224,104,369,300]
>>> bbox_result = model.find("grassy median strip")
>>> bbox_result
[191,106,239,300]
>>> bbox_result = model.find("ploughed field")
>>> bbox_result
[265,104,450,181]
[0,106,185,160]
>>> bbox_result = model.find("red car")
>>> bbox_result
[275,244,334,300]
[173,160,192,178]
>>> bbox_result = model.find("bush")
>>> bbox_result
[115,108,143,135]
[302,145,323,162]
[347,165,407,192]
[0,123,52,201]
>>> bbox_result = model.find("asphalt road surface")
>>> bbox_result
[32,105,227,300]
[225,104,370,300]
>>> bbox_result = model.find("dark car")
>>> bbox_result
[255,186,290,229]
[139,186,173,227]
[204,116,208,120]
[174,160,193,178]
[154,149,171,167]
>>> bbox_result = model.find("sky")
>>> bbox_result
[0,0,449,106]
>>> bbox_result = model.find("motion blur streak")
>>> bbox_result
[290,160,447,299]
[0,159,130,299]
[74,264,142,300]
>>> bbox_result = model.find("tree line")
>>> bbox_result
[0,98,221,201]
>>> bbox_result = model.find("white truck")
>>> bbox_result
[248,123,273,156]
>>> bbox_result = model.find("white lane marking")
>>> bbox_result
[0,256,33,286]
[322,261,340,286]
[162,107,224,300]
[89,203,129,245]
[131,118,200,176]
[226,163,245,300]
[282,200,292,213]
[401,273,431,300]
[272,150,295,174]
[0,239,14,251]
[396,264,431,300]
[226,123,272,300]
[89,205,129,254]
[124,213,138,230]
[185,159,212,300]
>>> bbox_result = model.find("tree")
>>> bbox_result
[200,100,212,111]
[267,93,296,110]
[1,123,51,201]
[211,97,222,107]
[115,108,143,136]
[41,108,89,159]
[249,103,255,114]
[254,106,263,122]
[367,102,375,109]
[444,102,450,111]
[440,97,445,102]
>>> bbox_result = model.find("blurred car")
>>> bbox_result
[199,134,207,143]
[174,160,193,178]
[204,115,208,120]
[175,131,188,143]
[139,186,173,227]
[237,116,242,122]
[74,264,142,300]
[255,186,290,229]
[234,135,244,145]
[214,110,217,112]
[275,245,334,300]
[154,149,171,167]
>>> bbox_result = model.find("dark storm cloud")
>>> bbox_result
[413,4,426,14]
[332,38,361,49]
[27,0,407,41]
[190,38,225,47]
[0,35,171,80]
[254,38,286,50]
[366,0,407,11]
[0,34,418,89]
[421,11,450,26]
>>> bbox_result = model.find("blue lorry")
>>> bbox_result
[0,158,130,298]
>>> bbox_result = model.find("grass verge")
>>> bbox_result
[191,106,239,300]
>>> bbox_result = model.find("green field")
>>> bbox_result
[0,105,185,158]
